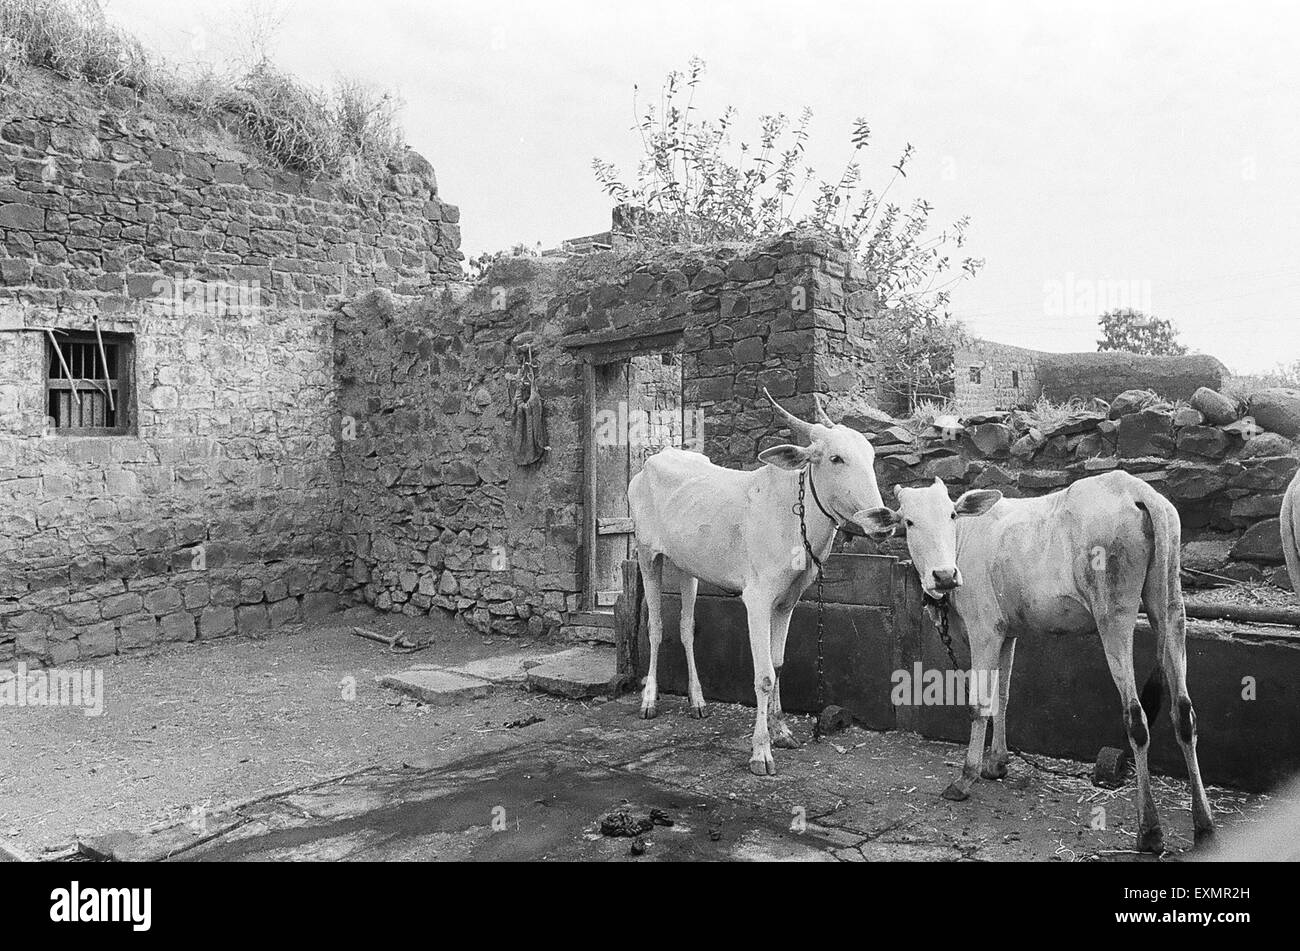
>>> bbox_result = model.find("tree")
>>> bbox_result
[593,58,983,411]
[1097,309,1187,356]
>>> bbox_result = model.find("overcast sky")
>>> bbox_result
[109,0,1300,373]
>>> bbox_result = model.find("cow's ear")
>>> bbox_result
[854,506,900,538]
[758,443,813,470]
[955,489,1002,516]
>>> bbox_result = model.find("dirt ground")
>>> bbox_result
[0,606,1280,861]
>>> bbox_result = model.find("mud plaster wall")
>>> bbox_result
[0,68,461,665]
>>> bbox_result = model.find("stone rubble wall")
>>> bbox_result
[338,233,888,633]
[0,67,461,665]
[859,388,1300,588]
[954,339,1228,411]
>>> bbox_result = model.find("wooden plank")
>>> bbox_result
[597,517,635,535]
[613,558,643,684]
[582,362,596,611]
[569,611,616,629]
[560,314,687,352]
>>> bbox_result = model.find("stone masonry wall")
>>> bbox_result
[953,337,1227,410]
[953,339,1044,410]
[335,263,584,638]
[339,232,888,632]
[0,67,461,665]
[858,389,1300,588]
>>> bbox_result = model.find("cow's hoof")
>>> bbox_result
[1194,825,1217,849]
[981,760,1008,780]
[689,703,709,719]
[1137,828,1165,855]
[941,783,969,802]
[640,705,657,720]
[749,755,776,776]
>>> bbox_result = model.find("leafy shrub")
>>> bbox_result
[594,58,982,412]
[1097,308,1188,356]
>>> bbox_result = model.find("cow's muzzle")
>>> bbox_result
[931,568,961,591]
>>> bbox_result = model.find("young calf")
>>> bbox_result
[860,471,1215,853]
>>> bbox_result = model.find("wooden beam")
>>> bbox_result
[597,516,635,535]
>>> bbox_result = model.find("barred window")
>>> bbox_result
[46,331,133,434]
[969,366,982,384]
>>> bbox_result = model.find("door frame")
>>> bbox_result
[567,327,685,611]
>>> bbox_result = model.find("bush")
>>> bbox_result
[0,0,149,89]
[594,58,982,412]
[1,0,409,196]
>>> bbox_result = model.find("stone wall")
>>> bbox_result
[339,233,891,631]
[0,67,461,664]
[1037,352,1227,404]
[953,337,1227,410]
[954,339,1043,410]
[335,263,584,638]
[860,389,1300,588]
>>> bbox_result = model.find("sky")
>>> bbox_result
[107,0,1300,373]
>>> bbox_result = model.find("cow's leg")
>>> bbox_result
[942,630,1000,802]
[638,549,664,720]
[981,636,1017,780]
[1098,610,1163,853]
[1160,612,1216,846]
[679,574,707,718]
[767,602,798,749]
[743,592,777,776]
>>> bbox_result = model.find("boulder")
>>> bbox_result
[1171,406,1204,428]
[1073,431,1108,459]
[1181,539,1233,573]
[969,422,1013,457]
[1042,411,1106,439]
[1175,425,1231,460]
[1230,518,1285,563]
[1108,389,1157,419]
[873,425,915,446]
[1018,470,1070,490]
[1190,386,1239,425]
[1240,432,1295,459]
[1248,388,1300,438]
[1231,456,1299,491]
[1118,409,1175,458]
[1010,428,1046,461]
[1164,464,1230,501]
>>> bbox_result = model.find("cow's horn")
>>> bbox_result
[812,393,834,428]
[763,388,812,439]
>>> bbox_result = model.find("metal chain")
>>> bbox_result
[796,470,833,739]
[930,597,962,670]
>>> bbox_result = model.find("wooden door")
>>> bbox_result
[586,350,683,610]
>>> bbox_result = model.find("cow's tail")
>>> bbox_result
[1281,481,1300,596]
[1135,485,1181,724]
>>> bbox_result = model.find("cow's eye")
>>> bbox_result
[951,511,958,520]
[905,519,914,528]
[830,455,844,464]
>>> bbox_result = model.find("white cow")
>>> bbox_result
[860,471,1215,853]
[1280,468,1300,594]
[628,391,885,776]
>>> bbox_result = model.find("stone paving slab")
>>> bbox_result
[444,651,550,684]
[524,646,618,699]
[376,669,493,705]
